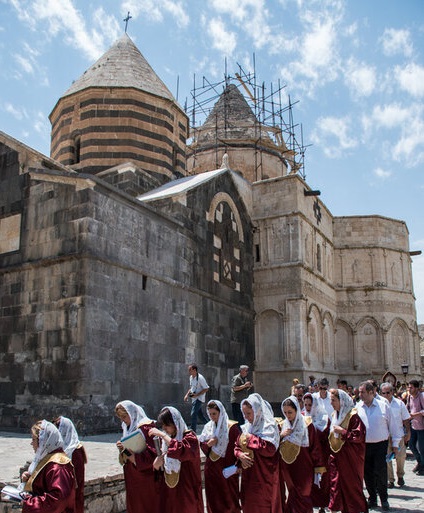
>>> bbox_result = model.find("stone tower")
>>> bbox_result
[187,84,290,182]
[49,34,189,181]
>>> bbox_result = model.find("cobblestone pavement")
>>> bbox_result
[1,431,423,512]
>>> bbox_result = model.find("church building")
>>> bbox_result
[0,34,420,430]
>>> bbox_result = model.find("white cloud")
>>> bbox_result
[395,63,424,98]
[208,0,271,49]
[122,0,189,28]
[392,115,424,167]
[4,102,28,120]
[412,254,424,324]
[207,17,237,56]
[9,0,123,61]
[380,28,413,57]
[311,116,357,158]
[277,2,345,97]
[373,167,392,179]
[34,111,49,134]
[344,58,376,98]
[371,103,411,128]
[13,53,34,74]
[363,103,424,168]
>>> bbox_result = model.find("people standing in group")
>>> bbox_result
[115,400,160,513]
[199,400,241,513]
[20,420,76,513]
[234,393,281,513]
[328,389,368,513]
[183,363,209,432]
[380,382,411,488]
[406,379,424,475]
[279,395,325,513]
[149,406,204,513]
[314,378,334,417]
[53,416,87,513]
[230,364,253,425]
[357,380,400,510]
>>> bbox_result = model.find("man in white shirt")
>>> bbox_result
[313,377,334,417]
[380,382,411,488]
[358,381,399,511]
[184,363,209,432]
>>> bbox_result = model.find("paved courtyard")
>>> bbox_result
[1,430,423,512]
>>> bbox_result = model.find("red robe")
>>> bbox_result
[121,421,160,513]
[280,422,324,513]
[158,430,204,513]
[310,419,331,509]
[71,445,86,513]
[200,422,241,513]
[22,450,75,513]
[328,413,368,513]
[234,433,280,513]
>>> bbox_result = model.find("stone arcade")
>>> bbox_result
[0,34,420,430]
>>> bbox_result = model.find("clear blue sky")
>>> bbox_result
[1,0,423,322]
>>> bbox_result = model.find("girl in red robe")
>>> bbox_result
[115,400,160,513]
[21,419,76,513]
[303,393,331,513]
[279,396,326,513]
[199,399,241,513]
[328,388,368,513]
[53,416,87,513]
[149,406,204,513]
[234,393,281,513]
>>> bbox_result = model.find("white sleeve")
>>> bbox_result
[400,400,411,421]
[198,374,209,389]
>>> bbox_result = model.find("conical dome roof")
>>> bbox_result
[196,84,272,144]
[62,33,175,101]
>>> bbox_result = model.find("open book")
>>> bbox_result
[121,429,146,454]
[1,484,29,503]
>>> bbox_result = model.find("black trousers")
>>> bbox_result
[231,402,245,425]
[364,440,389,502]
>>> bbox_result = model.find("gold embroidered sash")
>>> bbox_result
[279,440,301,464]
[24,452,71,492]
[239,433,254,460]
[328,408,357,453]
[164,471,180,488]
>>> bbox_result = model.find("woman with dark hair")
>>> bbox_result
[199,400,241,513]
[149,406,204,513]
[234,393,281,513]
[328,388,367,513]
[20,420,75,513]
[53,416,86,513]
[279,396,325,513]
[115,400,159,513]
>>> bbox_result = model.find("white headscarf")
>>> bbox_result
[281,395,309,447]
[198,400,229,458]
[330,389,368,432]
[117,400,152,436]
[304,393,329,432]
[241,393,280,449]
[161,406,188,475]
[57,416,80,458]
[28,420,64,474]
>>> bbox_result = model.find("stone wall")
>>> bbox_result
[0,141,255,431]
[0,473,126,513]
